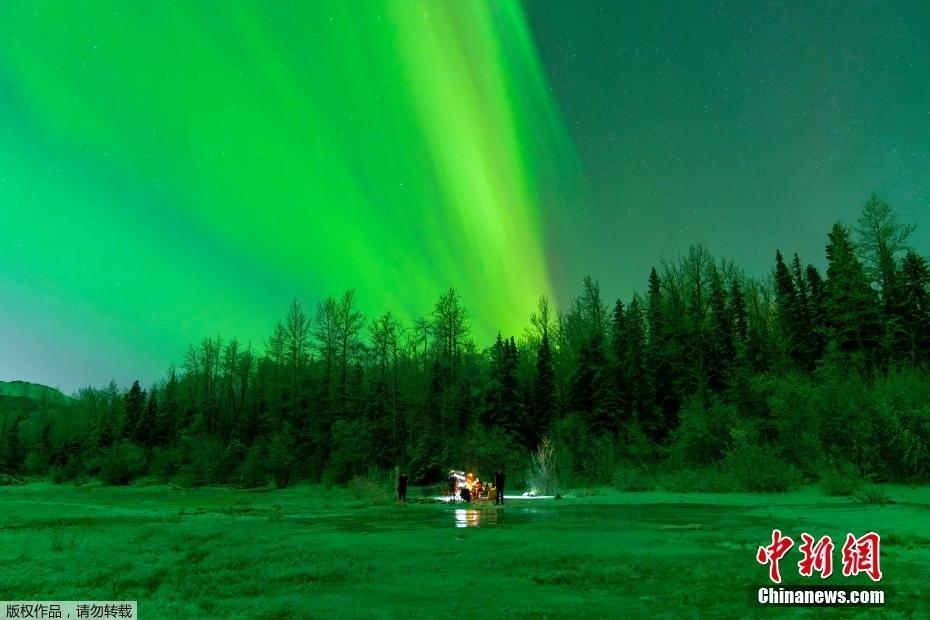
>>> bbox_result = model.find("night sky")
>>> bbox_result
[2,1,929,393]
[526,0,930,295]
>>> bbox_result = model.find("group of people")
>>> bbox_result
[394,469,506,504]
[446,469,505,504]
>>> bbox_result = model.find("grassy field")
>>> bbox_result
[1,482,928,619]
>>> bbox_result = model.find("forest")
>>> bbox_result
[2,195,929,493]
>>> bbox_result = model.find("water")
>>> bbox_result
[454,508,502,528]
[293,501,758,531]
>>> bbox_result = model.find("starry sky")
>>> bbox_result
[525,0,930,291]
[1,0,929,393]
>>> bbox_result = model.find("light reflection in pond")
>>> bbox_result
[454,508,501,528]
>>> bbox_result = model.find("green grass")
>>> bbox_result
[1,483,929,618]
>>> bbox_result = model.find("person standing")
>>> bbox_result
[495,470,505,505]
[398,473,408,502]
[448,470,457,502]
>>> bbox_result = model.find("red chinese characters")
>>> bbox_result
[756,529,795,584]
[841,532,882,582]
[757,530,883,583]
[797,533,834,579]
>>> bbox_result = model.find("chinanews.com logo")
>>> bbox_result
[751,529,889,607]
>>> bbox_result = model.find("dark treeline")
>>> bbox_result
[2,195,929,491]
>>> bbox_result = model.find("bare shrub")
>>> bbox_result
[526,435,558,495]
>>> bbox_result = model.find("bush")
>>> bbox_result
[617,421,656,465]
[50,456,83,484]
[659,467,733,493]
[722,426,801,493]
[612,466,655,492]
[328,419,375,484]
[177,436,225,486]
[267,431,296,489]
[767,374,824,475]
[149,446,181,482]
[347,473,391,506]
[97,441,146,485]
[214,439,246,484]
[765,368,930,482]
[24,449,50,475]
[874,400,930,482]
[237,442,269,489]
[526,435,559,495]
[853,485,894,505]
[818,460,866,496]
[550,413,617,486]
[667,399,734,467]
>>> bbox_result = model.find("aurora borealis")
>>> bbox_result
[2,1,930,393]
[0,1,576,391]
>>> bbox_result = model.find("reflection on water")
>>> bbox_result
[454,508,502,528]
[292,502,754,533]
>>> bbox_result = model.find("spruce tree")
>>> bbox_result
[610,299,630,414]
[644,267,673,440]
[158,370,180,447]
[774,250,803,368]
[533,330,556,442]
[805,264,828,362]
[730,277,748,345]
[124,380,146,442]
[134,386,158,448]
[824,223,883,370]
[791,254,815,367]
[623,297,650,422]
[707,265,734,392]
[900,250,930,362]
[483,334,523,439]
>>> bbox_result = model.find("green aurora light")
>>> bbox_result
[0,1,578,391]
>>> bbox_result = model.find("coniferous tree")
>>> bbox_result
[791,254,816,368]
[124,380,145,441]
[729,278,748,344]
[645,267,672,440]
[25,195,929,489]
[569,278,614,434]
[707,264,734,392]
[899,250,930,362]
[623,297,650,423]
[774,250,803,368]
[533,329,556,442]
[134,386,158,448]
[805,265,828,362]
[824,223,883,370]
[725,275,754,390]
[610,299,630,414]
[483,334,523,439]
[528,296,557,445]
[162,369,181,446]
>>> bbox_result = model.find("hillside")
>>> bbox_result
[0,380,71,404]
